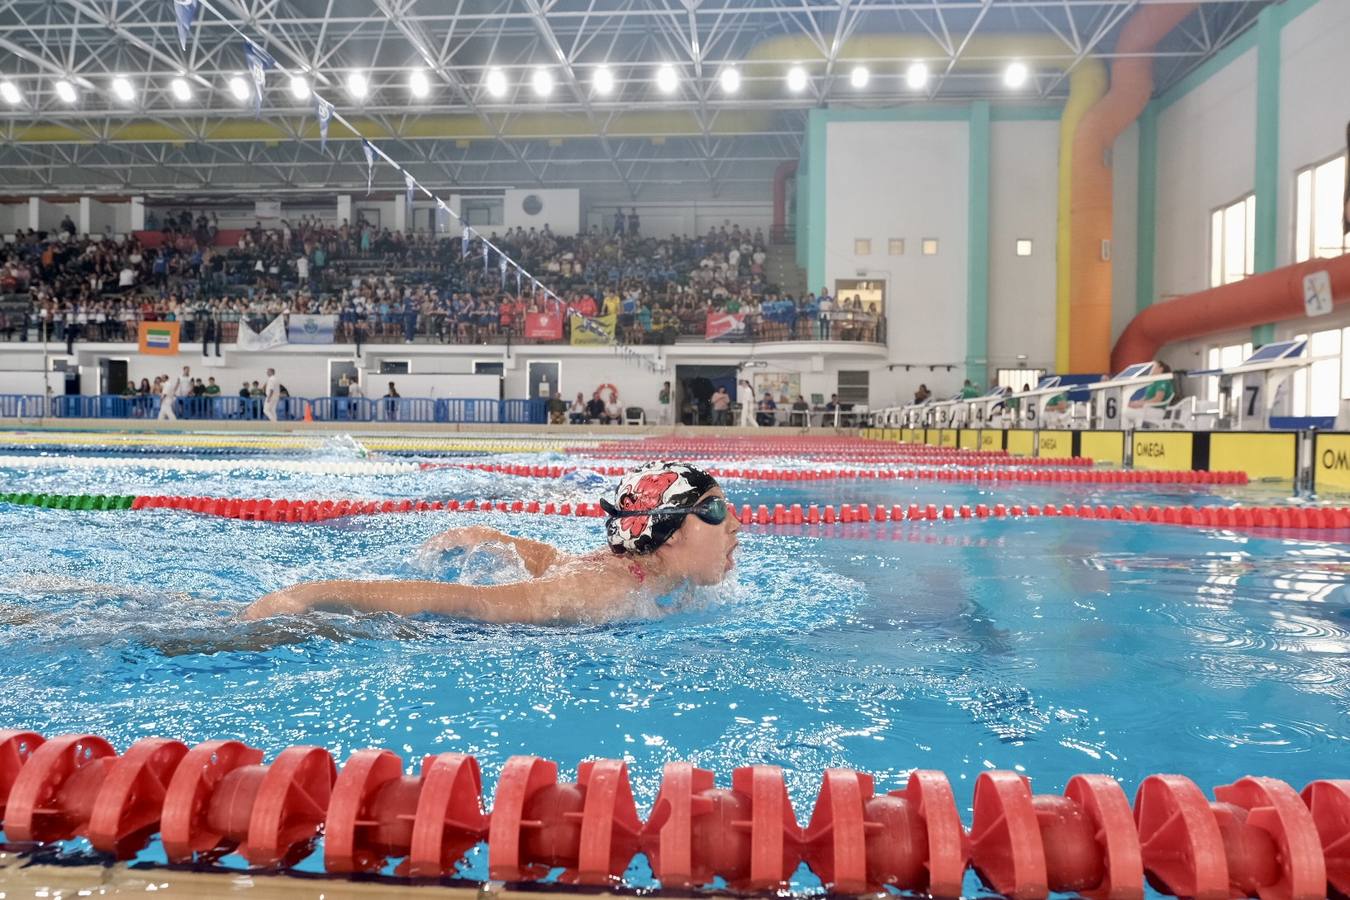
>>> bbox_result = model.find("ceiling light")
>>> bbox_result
[719,66,740,94]
[531,67,553,97]
[592,66,614,96]
[228,75,250,102]
[849,65,869,88]
[409,69,430,98]
[1004,61,1029,89]
[655,64,677,94]
[906,61,929,90]
[289,75,310,101]
[0,81,22,105]
[786,65,808,93]
[170,77,192,102]
[485,67,507,98]
[55,79,77,104]
[347,71,368,99]
[111,76,135,102]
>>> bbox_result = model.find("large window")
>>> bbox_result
[1204,341,1252,403]
[1209,195,1256,288]
[1295,155,1349,263]
[996,368,1045,392]
[1291,328,1350,419]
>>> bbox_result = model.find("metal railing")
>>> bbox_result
[0,393,547,425]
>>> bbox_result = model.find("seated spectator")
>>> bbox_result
[569,392,588,425]
[546,391,567,425]
[586,391,605,423]
[756,391,777,427]
[603,392,622,425]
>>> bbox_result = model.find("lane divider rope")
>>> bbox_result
[4,492,1342,532]
[0,729,1344,899]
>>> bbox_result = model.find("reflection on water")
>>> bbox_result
[2,459,1350,886]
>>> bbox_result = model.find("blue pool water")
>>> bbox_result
[2,451,1349,890]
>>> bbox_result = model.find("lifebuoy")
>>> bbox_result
[597,383,619,400]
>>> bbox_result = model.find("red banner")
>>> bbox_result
[525,312,563,340]
[705,312,746,341]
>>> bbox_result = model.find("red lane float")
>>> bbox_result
[3,732,1350,900]
[123,494,1350,534]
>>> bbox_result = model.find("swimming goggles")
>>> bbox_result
[600,496,730,526]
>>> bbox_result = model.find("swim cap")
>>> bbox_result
[601,461,717,555]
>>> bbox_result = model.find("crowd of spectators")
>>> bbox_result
[0,212,886,352]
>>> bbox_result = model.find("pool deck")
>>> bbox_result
[0,419,834,437]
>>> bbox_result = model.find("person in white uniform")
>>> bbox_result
[263,367,280,422]
[157,371,179,420]
[737,379,758,428]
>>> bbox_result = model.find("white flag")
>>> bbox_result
[236,315,289,352]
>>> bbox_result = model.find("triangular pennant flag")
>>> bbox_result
[499,255,508,283]
[482,241,490,274]
[315,97,333,155]
[461,226,471,258]
[405,171,415,212]
[515,265,522,294]
[242,42,275,118]
[362,140,375,194]
[174,0,199,52]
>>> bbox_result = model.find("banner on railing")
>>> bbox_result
[524,312,563,340]
[569,313,615,346]
[138,321,180,355]
[705,312,746,341]
[287,314,336,344]
[237,316,287,352]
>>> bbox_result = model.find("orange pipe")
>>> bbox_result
[1111,253,1350,371]
[1069,2,1197,374]
[772,160,797,235]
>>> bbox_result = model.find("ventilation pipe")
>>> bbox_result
[1068,2,1198,374]
[1111,253,1350,371]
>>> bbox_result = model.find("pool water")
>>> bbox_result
[2,451,1349,892]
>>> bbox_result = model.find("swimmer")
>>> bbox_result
[242,462,739,624]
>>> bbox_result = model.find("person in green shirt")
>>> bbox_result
[724,297,741,314]
[959,379,980,399]
[204,377,221,396]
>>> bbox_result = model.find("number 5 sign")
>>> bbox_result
[1304,269,1333,317]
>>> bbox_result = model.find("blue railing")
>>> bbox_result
[0,393,547,425]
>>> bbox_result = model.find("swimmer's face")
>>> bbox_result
[661,486,740,586]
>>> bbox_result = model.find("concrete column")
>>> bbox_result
[337,194,352,225]
[79,197,92,236]
[26,197,39,231]
[130,196,145,231]
[393,196,408,233]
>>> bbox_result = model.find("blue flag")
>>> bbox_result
[243,42,274,117]
[461,227,470,258]
[315,97,333,154]
[173,0,199,51]
[362,140,374,194]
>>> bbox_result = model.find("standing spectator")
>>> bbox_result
[627,208,640,237]
[384,381,401,420]
[263,367,280,422]
[347,377,364,420]
[711,387,731,425]
[202,309,220,357]
[657,380,672,426]
[737,379,757,428]
[175,365,193,417]
[612,208,625,236]
[238,381,252,418]
[817,289,834,340]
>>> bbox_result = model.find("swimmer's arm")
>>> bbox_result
[417,525,563,577]
[242,572,616,625]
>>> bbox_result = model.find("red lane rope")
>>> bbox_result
[422,461,1243,486]
[124,494,1348,532]
[0,729,1344,898]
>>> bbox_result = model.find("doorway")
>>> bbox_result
[473,360,505,400]
[527,361,560,401]
[98,358,128,395]
[675,364,739,426]
[329,359,359,396]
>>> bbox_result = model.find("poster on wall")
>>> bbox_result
[137,320,179,355]
[753,372,801,403]
[705,312,746,341]
[525,312,563,340]
[255,199,282,222]
[569,313,615,346]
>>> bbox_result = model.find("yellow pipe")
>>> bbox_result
[1055,63,1107,373]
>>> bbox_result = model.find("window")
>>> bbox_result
[996,368,1045,392]
[1294,155,1349,262]
[921,238,939,256]
[888,238,905,256]
[1203,341,1252,403]
[1015,239,1033,257]
[837,370,870,405]
[1291,329,1347,418]
[1209,194,1256,288]
[853,238,872,256]
[379,360,410,375]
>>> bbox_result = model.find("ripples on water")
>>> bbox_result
[2,458,1350,885]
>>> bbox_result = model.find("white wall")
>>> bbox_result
[582,199,773,238]
[0,203,27,234]
[1153,46,1257,302]
[504,188,579,235]
[825,119,970,374]
[1111,122,1139,344]
[989,120,1059,372]
[36,200,78,232]
[1277,0,1350,269]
